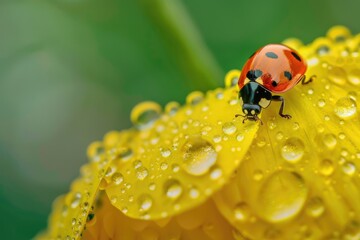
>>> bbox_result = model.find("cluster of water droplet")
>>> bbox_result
[39,25,360,240]
[213,25,360,240]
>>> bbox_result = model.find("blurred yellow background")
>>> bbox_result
[1,0,359,239]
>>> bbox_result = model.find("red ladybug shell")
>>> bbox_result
[238,44,307,93]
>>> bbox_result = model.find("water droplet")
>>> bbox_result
[322,134,337,149]
[186,91,204,105]
[133,160,142,169]
[160,162,169,170]
[342,162,356,176]
[214,89,224,99]
[87,142,104,162]
[136,167,148,180]
[348,69,360,85]
[257,171,308,222]
[172,164,180,173]
[328,66,347,85]
[213,135,222,143]
[236,134,244,142]
[118,147,133,161]
[319,159,334,176]
[253,169,264,181]
[234,202,250,222]
[339,132,346,140]
[160,148,171,158]
[317,99,326,108]
[130,101,162,130]
[307,88,314,95]
[225,70,241,87]
[149,182,156,191]
[210,166,223,180]
[281,138,305,163]
[276,132,284,141]
[112,172,124,185]
[110,195,118,204]
[306,197,325,218]
[189,187,199,199]
[139,195,153,211]
[317,45,330,55]
[182,137,217,176]
[70,192,82,208]
[348,91,357,100]
[256,138,266,147]
[164,179,183,200]
[165,101,180,115]
[222,122,237,135]
[334,97,357,118]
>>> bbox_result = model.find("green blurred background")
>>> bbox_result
[1,0,359,239]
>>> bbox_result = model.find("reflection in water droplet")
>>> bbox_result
[210,167,223,180]
[257,171,308,222]
[281,138,305,163]
[160,162,168,170]
[322,134,337,149]
[133,160,142,169]
[320,159,335,176]
[236,134,244,142]
[112,172,124,185]
[189,187,200,199]
[160,148,171,158]
[317,99,326,108]
[136,167,148,180]
[348,69,360,86]
[225,70,241,88]
[119,147,133,161]
[342,162,356,176]
[234,202,250,222]
[165,101,180,115]
[149,182,156,191]
[334,97,357,118]
[182,137,217,176]
[70,192,82,208]
[306,197,325,218]
[186,91,204,105]
[139,195,153,211]
[164,179,183,200]
[222,122,237,135]
[130,101,162,130]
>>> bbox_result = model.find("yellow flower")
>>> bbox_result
[37,26,360,240]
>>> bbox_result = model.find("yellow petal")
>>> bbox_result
[214,25,360,239]
[104,86,258,220]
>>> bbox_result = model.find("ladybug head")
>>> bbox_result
[242,104,261,117]
[238,82,272,123]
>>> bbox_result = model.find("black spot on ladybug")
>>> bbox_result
[265,52,278,59]
[271,81,278,87]
[247,69,263,81]
[291,51,301,61]
[254,69,263,78]
[284,71,292,80]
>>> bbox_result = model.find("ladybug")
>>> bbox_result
[237,44,313,123]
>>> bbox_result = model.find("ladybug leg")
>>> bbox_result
[271,95,292,119]
[301,75,316,85]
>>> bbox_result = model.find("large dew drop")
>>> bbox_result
[130,101,162,130]
[256,170,308,223]
[182,137,217,176]
[281,137,305,163]
[334,97,357,119]
[164,179,183,200]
